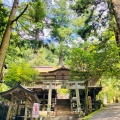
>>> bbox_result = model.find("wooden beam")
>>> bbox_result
[66,81,85,84]
[66,85,85,89]
[42,80,64,83]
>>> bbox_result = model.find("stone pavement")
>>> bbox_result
[90,103,120,120]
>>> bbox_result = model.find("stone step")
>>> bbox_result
[42,115,79,120]
[57,99,70,112]
[57,105,70,112]
[57,99,70,105]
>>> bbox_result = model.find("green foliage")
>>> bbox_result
[71,0,116,41]
[0,1,9,39]
[72,3,96,39]
[6,32,33,64]
[58,89,68,95]
[68,32,120,82]
[93,32,120,78]
[98,77,120,103]
[29,47,58,66]
[28,0,46,23]
[50,0,73,41]
[0,83,9,92]
[68,43,96,81]
[51,0,70,26]
[84,107,105,120]
[71,0,95,14]
[17,0,46,49]
[57,26,72,40]
[72,16,86,27]
[4,62,39,87]
[49,0,73,63]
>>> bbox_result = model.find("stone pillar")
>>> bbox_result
[75,82,81,113]
[47,83,52,116]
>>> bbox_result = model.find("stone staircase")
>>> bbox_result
[56,99,71,115]
[41,99,80,120]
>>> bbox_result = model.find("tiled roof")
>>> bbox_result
[33,66,69,73]
[0,83,40,103]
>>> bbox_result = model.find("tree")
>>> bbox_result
[28,47,58,66]
[18,0,46,50]
[0,0,28,82]
[98,76,120,103]
[68,32,120,114]
[110,0,120,48]
[71,0,120,49]
[4,62,39,87]
[71,0,109,40]
[68,43,96,115]
[48,0,72,65]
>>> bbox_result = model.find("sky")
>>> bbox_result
[3,0,13,7]
[3,0,29,7]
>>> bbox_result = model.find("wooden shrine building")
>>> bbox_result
[27,66,102,116]
[0,83,40,120]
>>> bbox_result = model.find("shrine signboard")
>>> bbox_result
[32,103,40,118]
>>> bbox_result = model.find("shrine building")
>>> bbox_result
[26,66,102,116]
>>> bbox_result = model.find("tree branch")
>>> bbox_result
[12,4,28,23]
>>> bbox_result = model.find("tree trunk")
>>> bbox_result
[111,0,120,47]
[0,0,19,81]
[58,55,63,66]
[85,80,88,115]
[58,42,63,66]
[35,28,40,49]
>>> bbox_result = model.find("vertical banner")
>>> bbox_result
[32,103,40,118]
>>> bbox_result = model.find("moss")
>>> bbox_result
[82,107,106,120]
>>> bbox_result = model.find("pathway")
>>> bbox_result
[90,103,120,120]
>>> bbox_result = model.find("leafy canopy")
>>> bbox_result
[68,32,120,84]
[4,62,39,87]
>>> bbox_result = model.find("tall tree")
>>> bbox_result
[110,0,120,47]
[0,0,28,82]
[68,34,120,114]
[18,0,46,50]
[71,0,110,40]
[48,0,72,65]
[72,0,120,48]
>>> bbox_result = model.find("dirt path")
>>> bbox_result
[90,103,120,120]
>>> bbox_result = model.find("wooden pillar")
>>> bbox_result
[14,101,18,118]
[55,91,57,116]
[47,83,52,116]
[42,92,45,111]
[24,99,28,120]
[75,82,81,113]
[54,93,57,116]
[93,90,96,102]
[30,105,33,120]
[6,96,13,120]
